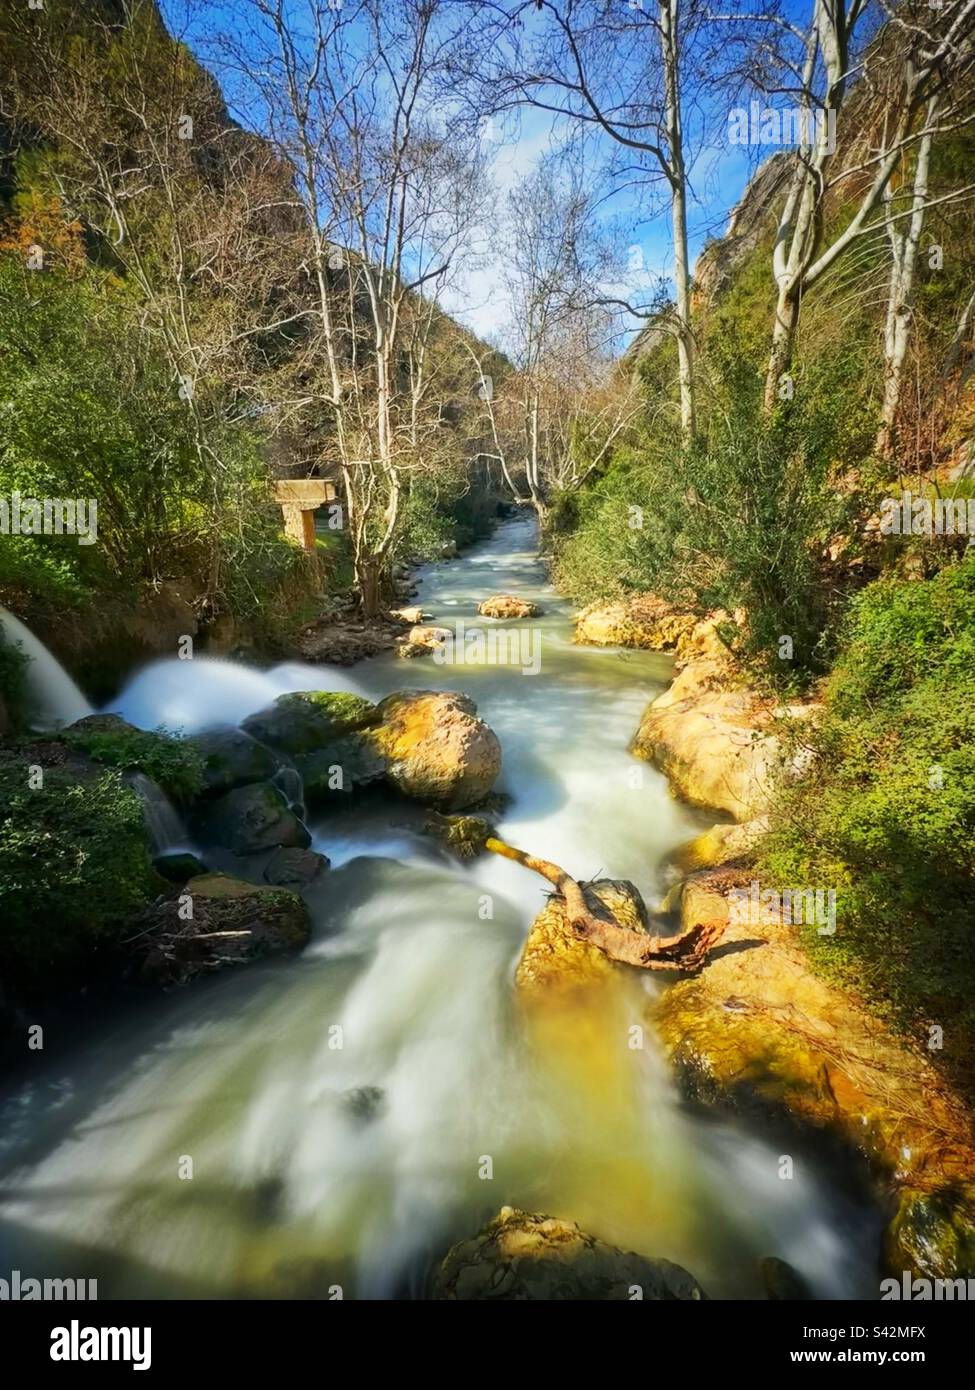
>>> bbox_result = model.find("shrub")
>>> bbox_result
[60,724,205,802]
[0,758,158,983]
[759,555,975,1093]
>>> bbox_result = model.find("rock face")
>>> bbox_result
[655,866,975,1281]
[477,594,541,619]
[574,593,696,649]
[516,879,648,998]
[137,872,311,984]
[433,1208,707,1300]
[630,615,813,822]
[198,781,310,853]
[242,691,379,756]
[368,690,501,810]
[189,727,278,793]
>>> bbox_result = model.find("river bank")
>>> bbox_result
[573,591,975,1281]
[0,518,889,1298]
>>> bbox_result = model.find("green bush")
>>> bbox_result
[60,724,205,802]
[0,626,29,731]
[0,759,158,982]
[759,555,975,1090]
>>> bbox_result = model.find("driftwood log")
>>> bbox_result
[484,836,724,973]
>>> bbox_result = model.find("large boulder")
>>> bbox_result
[295,734,387,798]
[432,1207,707,1300]
[368,690,501,810]
[136,872,311,984]
[242,691,380,756]
[198,781,310,853]
[189,727,279,794]
[478,594,541,619]
[631,687,784,821]
[574,594,696,649]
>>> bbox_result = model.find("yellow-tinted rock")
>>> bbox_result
[432,1207,708,1300]
[655,868,975,1278]
[477,594,541,619]
[515,879,647,998]
[574,594,697,649]
[367,689,501,810]
[673,817,770,871]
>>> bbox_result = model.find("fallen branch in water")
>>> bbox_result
[484,836,724,972]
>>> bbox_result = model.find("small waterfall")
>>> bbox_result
[129,771,189,855]
[0,606,93,730]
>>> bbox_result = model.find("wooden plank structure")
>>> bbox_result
[274,478,338,552]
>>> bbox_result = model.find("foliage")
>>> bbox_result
[0,627,30,731]
[60,725,205,802]
[759,556,975,1090]
[0,759,158,983]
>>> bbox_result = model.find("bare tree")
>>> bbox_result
[462,0,721,443]
[728,0,975,413]
[211,0,485,614]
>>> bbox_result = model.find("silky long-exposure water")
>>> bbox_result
[0,517,882,1298]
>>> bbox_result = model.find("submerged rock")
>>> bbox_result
[433,1207,707,1300]
[477,594,541,619]
[189,726,279,794]
[242,691,380,756]
[760,1256,812,1301]
[136,872,311,984]
[263,846,329,885]
[198,781,310,853]
[574,594,696,649]
[339,1085,385,1124]
[154,851,208,882]
[369,690,501,810]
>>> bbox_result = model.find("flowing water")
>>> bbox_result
[0,517,881,1299]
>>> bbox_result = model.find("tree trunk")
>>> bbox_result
[659,0,695,442]
[876,98,937,460]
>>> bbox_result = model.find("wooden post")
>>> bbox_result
[274,480,337,553]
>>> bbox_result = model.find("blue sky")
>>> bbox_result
[160,0,765,347]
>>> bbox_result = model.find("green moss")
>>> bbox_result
[243,691,379,756]
[0,758,158,983]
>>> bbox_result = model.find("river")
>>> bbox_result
[0,516,881,1299]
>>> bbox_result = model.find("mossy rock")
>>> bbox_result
[197,781,310,854]
[422,812,492,859]
[62,715,205,803]
[433,1207,707,1300]
[188,727,279,794]
[242,692,380,756]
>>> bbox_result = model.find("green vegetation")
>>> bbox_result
[60,723,205,802]
[0,627,29,731]
[760,556,975,1090]
[0,758,158,984]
